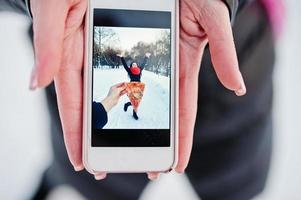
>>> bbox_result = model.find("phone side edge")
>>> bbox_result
[167,0,179,173]
[82,1,97,175]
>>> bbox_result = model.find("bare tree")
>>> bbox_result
[93,27,120,68]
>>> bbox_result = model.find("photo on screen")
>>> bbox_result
[92,10,171,130]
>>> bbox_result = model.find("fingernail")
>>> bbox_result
[175,169,185,174]
[29,68,38,90]
[235,82,246,96]
[74,165,84,172]
[94,173,107,180]
[148,174,160,180]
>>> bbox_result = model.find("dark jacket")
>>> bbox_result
[121,56,148,82]
[2,1,274,200]
[92,102,108,129]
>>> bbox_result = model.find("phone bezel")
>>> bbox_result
[83,0,179,173]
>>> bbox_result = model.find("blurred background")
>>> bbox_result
[0,1,300,200]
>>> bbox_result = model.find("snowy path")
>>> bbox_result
[93,68,170,129]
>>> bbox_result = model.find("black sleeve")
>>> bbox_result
[140,57,148,70]
[0,0,30,16]
[121,57,130,73]
[92,102,108,129]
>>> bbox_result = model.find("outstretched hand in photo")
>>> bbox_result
[28,0,246,180]
[93,82,127,129]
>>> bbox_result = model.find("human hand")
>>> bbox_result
[29,0,87,172]
[101,83,127,112]
[145,52,151,58]
[116,51,125,57]
[177,0,246,170]
[150,0,246,179]
[28,0,160,180]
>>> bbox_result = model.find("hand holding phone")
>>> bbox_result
[175,0,247,173]
[29,0,88,173]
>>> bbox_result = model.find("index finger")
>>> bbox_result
[113,82,126,88]
[30,0,69,88]
[200,1,246,95]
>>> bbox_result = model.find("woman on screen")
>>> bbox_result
[117,52,151,120]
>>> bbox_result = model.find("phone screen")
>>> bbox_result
[91,9,172,147]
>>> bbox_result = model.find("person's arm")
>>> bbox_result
[92,82,127,129]
[120,57,130,73]
[140,53,151,70]
[92,102,108,129]
[140,57,148,70]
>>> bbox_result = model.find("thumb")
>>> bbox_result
[203,1,246,96]
[30,1,69,89]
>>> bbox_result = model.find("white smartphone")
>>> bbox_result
[83,0,179,173]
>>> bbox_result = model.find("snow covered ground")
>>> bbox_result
[93,68,170,129]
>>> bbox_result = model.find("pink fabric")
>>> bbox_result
[259,0,286,38]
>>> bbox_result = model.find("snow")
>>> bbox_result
[93,67,170,129]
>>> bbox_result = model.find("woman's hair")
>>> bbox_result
[130,62,138,68]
